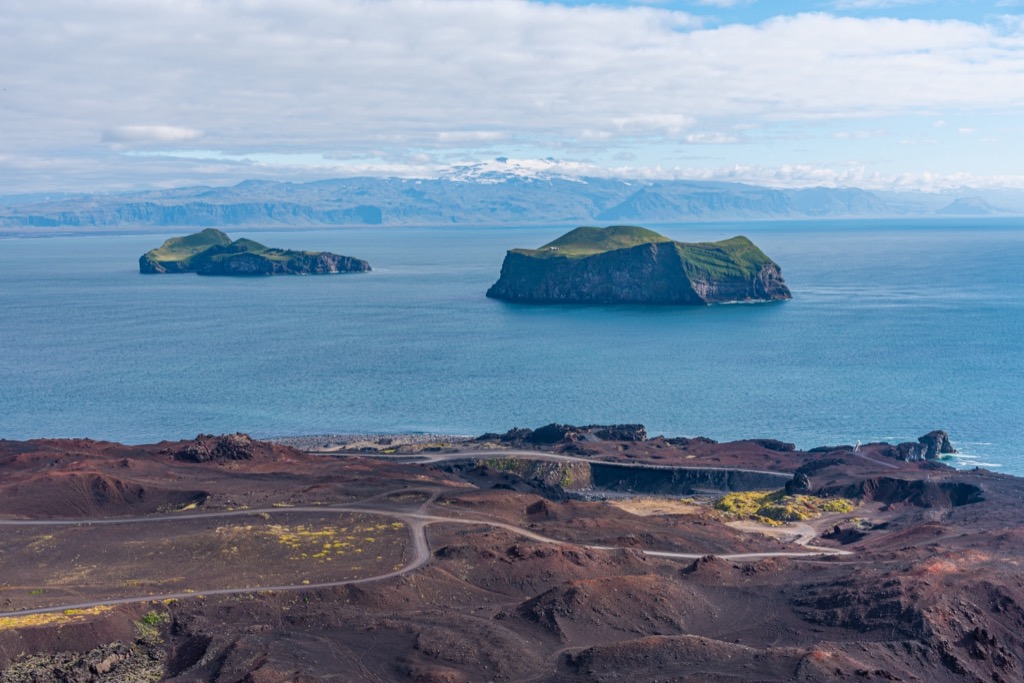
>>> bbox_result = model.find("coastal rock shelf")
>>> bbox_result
[486,225,791,305]
[139,228,371,276]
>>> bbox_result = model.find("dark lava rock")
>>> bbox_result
[174,433,256,463]
[919,430,957,459]
[665,436,719,447]
[483,423,647,447]
[591,424,647,442]
[785,472,812,495]
[478,427,534,444]
[526,424,581,445]
[882,430,958,462]
[751,439,797,452]
[0,640,163,683]
[822,524,867,545]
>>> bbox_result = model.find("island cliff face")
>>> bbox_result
[486,226,791,304]
[139,229,371,276]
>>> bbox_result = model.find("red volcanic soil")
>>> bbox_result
[1,433,1023,682]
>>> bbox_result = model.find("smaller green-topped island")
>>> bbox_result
[139,229,371,276]
[486,225,791,305]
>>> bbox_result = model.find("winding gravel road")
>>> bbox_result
[0,487,848,618]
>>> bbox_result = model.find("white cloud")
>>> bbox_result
[685,132,742,144]
[611,115,697,136]
[833,129,888,139]
[2,1,1024,192]
[435,131,509,144]
[102,125,204,145]
[958,127,977,134]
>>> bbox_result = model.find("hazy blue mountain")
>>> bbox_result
[936,196,1006,216]
[2,171,1014,229]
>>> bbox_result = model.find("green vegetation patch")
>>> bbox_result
[516,225,672,259]
[480,458,532,476]
[134,610,169,643]
[714,490,857,526]
[676,236,773,281]
[145,228,232,261]
[143,229,324,269]
[508,226,776,283]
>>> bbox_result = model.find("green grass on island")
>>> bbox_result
[518,225,672,258]
[510,225,777,280]
[144,228,232,262]
[676,236,775,281]
[147,230,320,265]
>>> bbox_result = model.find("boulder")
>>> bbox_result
[785,472,812,495]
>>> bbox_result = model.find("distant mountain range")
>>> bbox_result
[1,172,1022,229]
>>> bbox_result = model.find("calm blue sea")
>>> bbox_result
[1,219,1021,473]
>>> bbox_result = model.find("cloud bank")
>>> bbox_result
[2,1,1024,191]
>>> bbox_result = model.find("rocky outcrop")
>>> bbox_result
[486,226,791,305]
[174,433,258,463]
[139,229,370,276]
[592,425,647,442]
[878,430,958,462]
[665,436,719,447]
[785,472,812,495]
[918,430,957,459]
[479,423,647,446]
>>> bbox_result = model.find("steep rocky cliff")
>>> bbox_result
[139,229,371,276]
[486,225,791,304]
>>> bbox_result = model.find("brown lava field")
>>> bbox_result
[1,428,1023,682]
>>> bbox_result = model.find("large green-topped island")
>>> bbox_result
[139,228,371,276]
[486,225,791,305]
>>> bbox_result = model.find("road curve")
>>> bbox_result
[0,498,847,618]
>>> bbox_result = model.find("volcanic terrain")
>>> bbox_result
[0,428,1021,682]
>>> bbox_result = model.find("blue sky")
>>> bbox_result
[554,1,1019,24]
[2,0,1023,193]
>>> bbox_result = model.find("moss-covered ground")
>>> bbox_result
[714,490,857,526]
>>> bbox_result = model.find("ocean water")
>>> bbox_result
[1,219,1022,474]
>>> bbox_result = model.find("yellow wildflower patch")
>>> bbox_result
[0,605,114,631]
